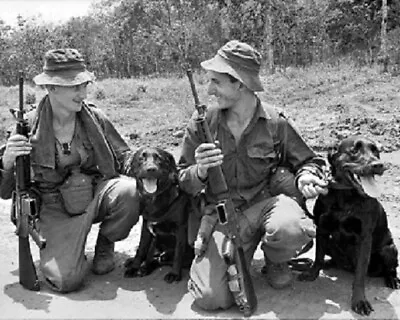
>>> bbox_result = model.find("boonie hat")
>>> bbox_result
[33,48,95,86]
[201,40,264,92]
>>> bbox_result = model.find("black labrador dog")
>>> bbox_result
[123,147,194,283]
[298,136,399,315]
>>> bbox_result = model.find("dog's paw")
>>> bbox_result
[125,259,160,278]
[385,275,400,289]
[351,298,374,316]
[124,267,141,278]
[297,269,319,282]
[164,271,181,283]
[124,265,152,278]
[124,257,144,278]
[124,257,140,269]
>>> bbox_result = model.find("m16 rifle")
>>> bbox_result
[186,69,257,317]
[10,71,46,291]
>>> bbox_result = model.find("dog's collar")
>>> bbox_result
[328,179,354,190]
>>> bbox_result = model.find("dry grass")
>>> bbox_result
[0,62,399,151]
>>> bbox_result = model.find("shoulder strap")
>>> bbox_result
[262,103,288,166]
[276,109,288,166]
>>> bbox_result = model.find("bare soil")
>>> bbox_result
[1,67,400,319]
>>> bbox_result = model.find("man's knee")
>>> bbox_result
[263,195,315,256]
[268,195,313,231]
[188,231,235,311]
[112,178,139,208]
[41,264,86,293]
[188,277,234,310]
[99,177,140,240]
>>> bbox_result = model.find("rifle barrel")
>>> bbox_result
[19,71,24,115]
[186,69,201,107]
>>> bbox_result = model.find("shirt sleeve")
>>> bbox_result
[178,111,207,196]
[278,115,326,182]
[0,145,16,199]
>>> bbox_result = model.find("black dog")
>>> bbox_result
[122,147,194,283]
[298,136,400,315]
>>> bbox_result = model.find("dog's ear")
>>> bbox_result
[122,151,133,176]
[327,142,339,166]
[159,148,179,183]
[157,148,177,168]
[327,142,340,176]
[122,150,140,177]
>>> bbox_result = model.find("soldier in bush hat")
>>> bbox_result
[33,48,96,86]
[0,48,140,293]
[179,40,328,312]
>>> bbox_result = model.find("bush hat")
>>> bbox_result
[33,48,95,86]
[201,40,264,92]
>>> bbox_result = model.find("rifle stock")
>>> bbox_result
[186,69,257,316]
[11,71,45,291]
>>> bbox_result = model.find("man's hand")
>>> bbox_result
[297,173,328,199]
[195,142,223,180]
[2,134,32,170]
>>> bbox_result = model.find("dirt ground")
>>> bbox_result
[0,148,399,320]
[1,68,400,319]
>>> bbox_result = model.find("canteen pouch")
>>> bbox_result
[59,169,94,216]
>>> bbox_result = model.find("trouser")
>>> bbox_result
[187,168,315,310]
[38,176,140,293]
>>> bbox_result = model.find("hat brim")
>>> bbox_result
[200,54,264,92]
[33,69,95,86]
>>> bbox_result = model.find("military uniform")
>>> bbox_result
[179,100,324,310]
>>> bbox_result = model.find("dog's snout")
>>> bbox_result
[372,162,383,170]
[146,166,158,173]
[371,161,385,174]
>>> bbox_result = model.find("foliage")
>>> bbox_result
[1,0,400,85]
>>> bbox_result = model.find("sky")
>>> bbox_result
[0,0,94,26]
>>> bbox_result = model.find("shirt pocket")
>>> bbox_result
[247,144,277,162]
[246,143,277,177]
[31,164,63,185]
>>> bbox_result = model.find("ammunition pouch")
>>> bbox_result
[59,170,94,216]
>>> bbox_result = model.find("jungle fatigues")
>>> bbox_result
[0,96,139,292]
[178,99,325,310]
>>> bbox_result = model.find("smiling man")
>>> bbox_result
[0,48,140,293]
[178,40,328,312]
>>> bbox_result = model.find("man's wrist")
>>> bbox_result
[197,165,208,183]
[0,158,13,172]
[295,170,314,189]
[296,166,325,186]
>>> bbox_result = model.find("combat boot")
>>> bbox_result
[262,255,293,289]
[92,234,115,275]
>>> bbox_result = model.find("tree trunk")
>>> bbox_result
[264,0,274,74]
[380,0,389,72]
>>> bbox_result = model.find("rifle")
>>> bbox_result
[10,71,46,291]
[186,69,257,317]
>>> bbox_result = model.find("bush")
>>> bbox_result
[25,92,36,105]
[95,88,106,100]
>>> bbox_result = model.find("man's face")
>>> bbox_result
[206,71,241,110]
[50,82,88,112]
